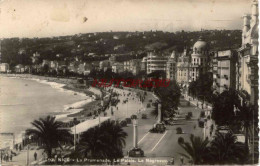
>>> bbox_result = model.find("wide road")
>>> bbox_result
[123,97,214,165]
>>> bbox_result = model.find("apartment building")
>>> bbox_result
[146,51,168,74]
[166,51,178,80]
[213,50,238,94]
[237,0,258,105]
[124,59,141,75]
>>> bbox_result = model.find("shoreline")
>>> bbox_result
[0,73,102,149]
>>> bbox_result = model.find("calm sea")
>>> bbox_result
[0,76,86,147]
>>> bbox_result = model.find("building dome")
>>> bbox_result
[193,36,209,52]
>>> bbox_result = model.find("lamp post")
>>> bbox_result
[99,100,104,126]
[133,119,138,148]
[26,135,32,166]
[73,118,77,151]
[157,103,162,123]
[128,118,144,157]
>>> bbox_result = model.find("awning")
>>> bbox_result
[71,117,110,134]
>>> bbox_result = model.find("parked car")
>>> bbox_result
[141,113,147,119]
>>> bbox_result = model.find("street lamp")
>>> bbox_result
[99,99,104,126]
[26,135,32,166]
[73,118,77,151]
[203,120,207,140]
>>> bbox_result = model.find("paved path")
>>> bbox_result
[1,147,44,166]
[122,96,215,165]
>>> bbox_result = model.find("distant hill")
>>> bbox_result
[0,30,242,67]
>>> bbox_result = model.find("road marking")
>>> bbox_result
[150,131,168,152]
[138,132,150,144]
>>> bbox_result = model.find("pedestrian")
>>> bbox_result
[34,152,37,161]
[194,125,196,129]
[42,151,46,160]
[171,157,175,165]
[9,154,12,161]
[180,156,184,164]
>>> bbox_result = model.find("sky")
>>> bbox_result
[0,0,253,38]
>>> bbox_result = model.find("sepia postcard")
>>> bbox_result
[0,0,259,165]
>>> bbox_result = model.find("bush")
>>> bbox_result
[141,113,147,119]
[178,137,184,144]
[188,112,192,117]
[207,115,211,119]
[176,127,183,134]
[149,99,153,102]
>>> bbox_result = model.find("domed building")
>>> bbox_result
[190,36,210,81]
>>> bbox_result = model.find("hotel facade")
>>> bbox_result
[237,0,258,105]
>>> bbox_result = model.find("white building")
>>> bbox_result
[146,51,168,74]
[190,36,210,81]
[237,0,258,105]
[176,48,191,88]
[166,51,178,80]
[213,50,238,94]
[112,62,124,74]
[0,63,9,73]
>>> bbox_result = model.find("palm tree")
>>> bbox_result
[212,89,240,126]
[78,120,127,163]
[100,120,127,163]
[236,101,258,149]
[209,131,247,164]
[26,115,71,158]
[100,120,127,150]
[179,134,210,164]
[78,126,107,159]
